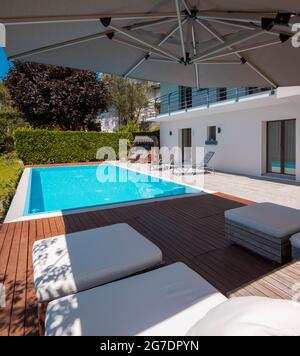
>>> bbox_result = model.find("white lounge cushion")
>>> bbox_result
[45,263,227,336]
[33,224,162,303]
[187,297,300,336]
[225,203,300,238]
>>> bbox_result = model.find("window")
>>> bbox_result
[217,88,227,101]
[179,86,193,109]
[207,126,217,144]
[246,87,258,95]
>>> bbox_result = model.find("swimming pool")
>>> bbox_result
[23,164,201,216]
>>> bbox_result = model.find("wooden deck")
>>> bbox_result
[1,193,300,336]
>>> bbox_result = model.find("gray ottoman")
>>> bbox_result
[225,203,300,264]
[291,233,300,260]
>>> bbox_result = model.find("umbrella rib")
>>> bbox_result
[201,18,291,37]
[199,60,246,65]
[175,0,187,62]
[191,23,197,56]
[112,37,174,60]
[200,18,258,31]
[0,12,181,25]
[191,29,264,62]
[124,18,188,77]
[109,24,180,61]
[8,17,176,61]
[181,0,192,16]
[147,57,179,64]
[196,39,282,62]
[195,19,278,87]
[8,32,107,61]
[185,19,193,56]
[197,11,277,25]
[197,11,300,31]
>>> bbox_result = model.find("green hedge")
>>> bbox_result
[0,154,23,222]
[0,110,27,153]
[14,129,133,165]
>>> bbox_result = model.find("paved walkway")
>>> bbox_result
[117,162,300,209]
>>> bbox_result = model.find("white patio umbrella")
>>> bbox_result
[2,0,300,88]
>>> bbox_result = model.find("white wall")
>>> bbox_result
[160,95,300,180]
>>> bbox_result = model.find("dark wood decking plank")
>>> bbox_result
[48,218,59,236]
[9,222,29,336]
[24,220,38,336]
[42,219,52,239]
[36,219,44,241]
[0,223,16,283]
[0,222,21,336]
[0,224,9,255]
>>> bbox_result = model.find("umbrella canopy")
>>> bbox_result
[134,136,159,146]
[2,0,300,88]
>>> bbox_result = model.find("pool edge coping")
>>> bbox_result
[5,162,215,223]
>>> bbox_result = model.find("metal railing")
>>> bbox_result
[146,87,276,118]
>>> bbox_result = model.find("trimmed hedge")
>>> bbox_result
[0,110,22,121]
[0,154,23,222]
[14,128,133,165]
[0,110,27,153]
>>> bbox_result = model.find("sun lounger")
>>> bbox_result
[173,151,215,175]
[45,263,227,336]
[150,154,164,171]
[33,224,163,303]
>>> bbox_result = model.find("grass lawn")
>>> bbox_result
[0,154,23,222]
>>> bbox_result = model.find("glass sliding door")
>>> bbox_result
[267,121,282,174]
[284,120,296,175]
[181,128,192,164]
[267,119,296,176]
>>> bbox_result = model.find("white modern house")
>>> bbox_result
[147,85,300,181]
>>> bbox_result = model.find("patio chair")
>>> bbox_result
[193,151,215,174]
[32,224,163,304]
[45,262,300,336]
[150,154,164,171]
[173,151,215,175]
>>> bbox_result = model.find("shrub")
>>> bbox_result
[117,121,140,134]
[14,128,133,165]
[0,109,28,153]
[0,134,14,153]
[0,154,23,222]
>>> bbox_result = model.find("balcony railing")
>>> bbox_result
[146,87,276,119]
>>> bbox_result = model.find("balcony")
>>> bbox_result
[146,87,276,119]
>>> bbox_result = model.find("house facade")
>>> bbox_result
[147,84,300,182]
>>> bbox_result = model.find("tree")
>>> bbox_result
[107,76,150,126]
[6,62,111,131]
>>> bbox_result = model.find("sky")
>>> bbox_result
[0,48,11,80]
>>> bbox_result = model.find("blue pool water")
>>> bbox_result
[25,165,201,215]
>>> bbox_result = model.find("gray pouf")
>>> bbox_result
[290,233,300,260]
